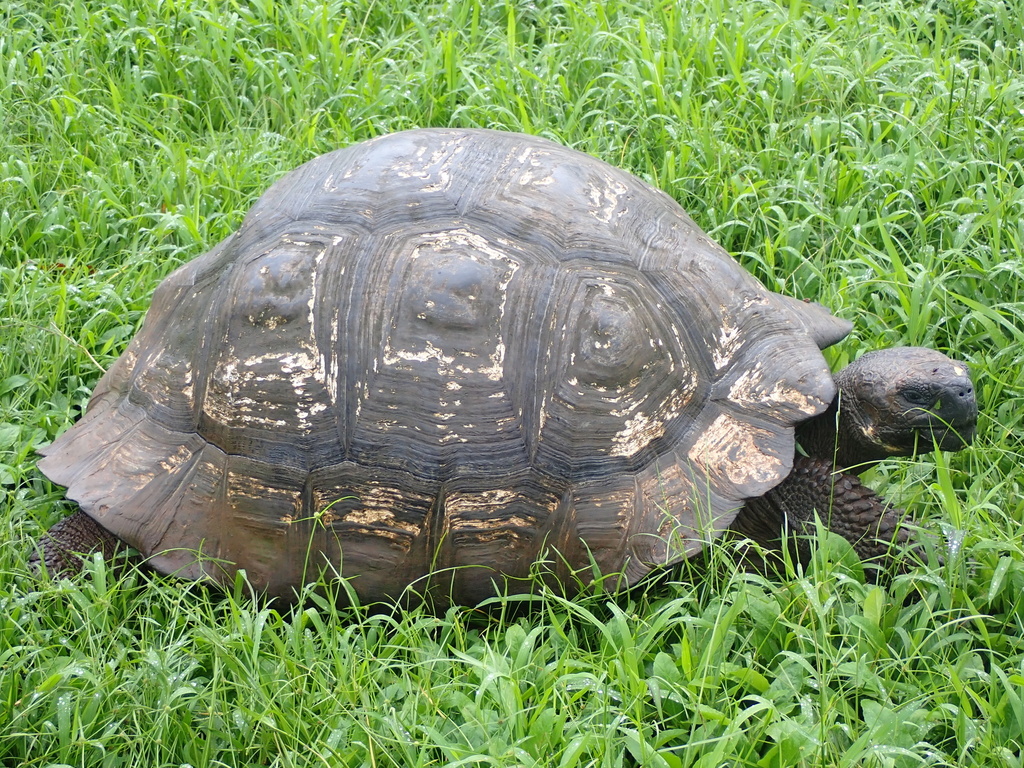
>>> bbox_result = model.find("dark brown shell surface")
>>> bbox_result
[38,129,851,605]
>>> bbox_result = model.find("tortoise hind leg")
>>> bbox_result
[732,456,915,576]
[31,510,126,577]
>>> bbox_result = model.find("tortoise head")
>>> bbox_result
[800,347,978,471]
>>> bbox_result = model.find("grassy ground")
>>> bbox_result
[2,0,1024,765]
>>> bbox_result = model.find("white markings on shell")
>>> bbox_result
[711,296,771,371]
[347,498,419,532]
[515,147,557,187]
[207,238,339,432]
[586,177,629,223]
[423,142,466,192]
[727,362,822,415]
[392,136,467,193]
[157,443,195,474]
[382,228,518,385]
[205,352,287,427]
[477,340,507,382]
[713,318,742,370]
[228,470,303,517]
[444,489,539,537]
[687,412,784,488]
[302,242,335,409]
[120,347,140,378]
[609,385,692,457]
[327,303,340,405]
[249,313,281,330]
[181,368,194,404]
[276,350,320,395]
[313,485,422,535]
[611,412,666,457]
[538,394,549,431]
[383,340,456,367]
[207,345,326,431]
[341,507,396,527]
[290,241,338,425]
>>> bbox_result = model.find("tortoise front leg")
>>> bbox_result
[31,510,125,577]
[732,456,915,573]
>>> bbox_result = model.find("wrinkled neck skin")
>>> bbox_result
[795,393,891,474]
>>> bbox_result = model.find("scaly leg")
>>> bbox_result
[732,456,914,574]
[31,510,125,576]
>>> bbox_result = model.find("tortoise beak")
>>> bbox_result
[926,420,976,451]
[915,383,978,451]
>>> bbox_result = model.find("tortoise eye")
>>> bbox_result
[902,388,934,407]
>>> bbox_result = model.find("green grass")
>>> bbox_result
[2,0,1024,765]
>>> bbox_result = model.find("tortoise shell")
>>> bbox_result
[38,129,852,605]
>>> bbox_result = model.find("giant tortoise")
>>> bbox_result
[35,129,978,605]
